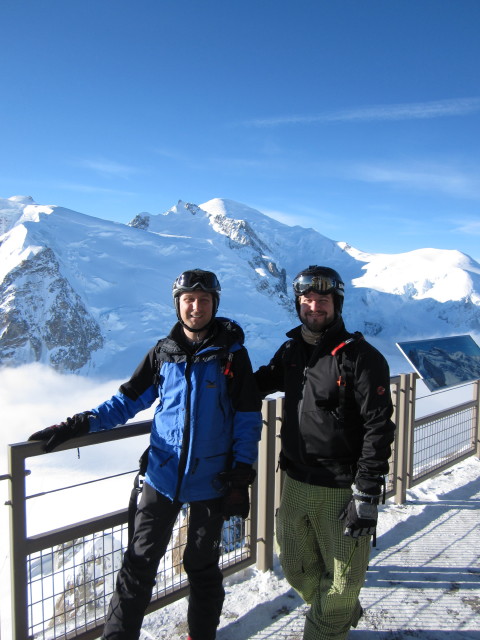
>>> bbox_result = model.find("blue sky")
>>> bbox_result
[1,0,480,261]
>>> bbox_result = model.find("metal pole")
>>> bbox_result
[474,380,480,459]
[256,398,277,572]
[394,374,410,504]
[273,397,284,515]
[8,443,30,640]
[406,373,417,489]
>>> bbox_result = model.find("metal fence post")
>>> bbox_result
[474,380,480,459]
[8,443,30,640]
[394,374,410,504]
[256,399,277,572]
[273,397,284,515]
[406,373,416,487]
[394,373,416,504]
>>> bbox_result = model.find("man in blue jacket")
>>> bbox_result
[30,269,263,640]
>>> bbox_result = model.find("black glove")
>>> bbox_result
[28,413,91,453]
[218,463,256,520]
[339,488,379,538]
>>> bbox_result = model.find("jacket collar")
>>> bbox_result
[160,317,244,357]
[287,316,347,350]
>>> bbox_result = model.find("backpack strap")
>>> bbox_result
[222,350,234,378]
[127,446,150,545]
[331,332,363,417]
[127,342,167,545]
[152,339,166,386]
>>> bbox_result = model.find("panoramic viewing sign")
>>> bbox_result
[396,334,480,392]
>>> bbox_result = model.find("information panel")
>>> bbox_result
[396,334,480,392]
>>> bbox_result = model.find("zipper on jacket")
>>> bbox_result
[298,339,315,419]
[174,357,193,502]
[191,458,199,474]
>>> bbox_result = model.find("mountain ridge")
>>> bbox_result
[1,195,479,378]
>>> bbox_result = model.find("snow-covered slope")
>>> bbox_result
[1,195,480,378]
[343,244,480,304]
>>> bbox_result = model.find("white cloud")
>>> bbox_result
[242,97,480,128]
[0,364,123,468]
[453,219,480,236]
[78,158,141,178]
[257,206,339,234]
[351,162,480,200]
[257,207,306,227]
[154,147,274,173]
[57,181,137,196]
[153,147,188,161]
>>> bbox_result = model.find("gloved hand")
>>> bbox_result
[339,487,380,538]
[29,413,92,453]
[218,463,256,520]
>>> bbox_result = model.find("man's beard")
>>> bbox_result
[301,312,334,332]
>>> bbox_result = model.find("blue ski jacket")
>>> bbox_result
[88,318,263,503]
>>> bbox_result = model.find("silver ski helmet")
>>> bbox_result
[292,265,345,316]
[172,269,221,329]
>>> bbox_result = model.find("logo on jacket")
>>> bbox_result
[377,386,386,395]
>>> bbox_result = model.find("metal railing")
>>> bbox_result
[7,423,257,640]
[391,374,480,503]
[5,375,480,640]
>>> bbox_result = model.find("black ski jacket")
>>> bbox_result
[254,317,395,495]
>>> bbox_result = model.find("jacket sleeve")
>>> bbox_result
[229,347,263,466]
[353,344,396,495]
[88,347,159,432]
[253,342,288,396]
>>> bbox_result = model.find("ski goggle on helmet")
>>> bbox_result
[172,269,221,296]
[292,266,345,313]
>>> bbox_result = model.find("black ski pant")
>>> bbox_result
[102,481,225,640]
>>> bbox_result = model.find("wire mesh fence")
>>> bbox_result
[28,524,127,639]
[412,403,477,482]
[26,513,253,639]
[6,379,480,640]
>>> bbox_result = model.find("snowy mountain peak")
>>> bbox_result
[337,242,372,263]
[129,202,203,232]
[1,195,479,377]
[128,212,150,230]
[1,196,32,235]
[174,200,202,216]
[354,247,480,304]
[8,195,36,205]
[1,195,57,236]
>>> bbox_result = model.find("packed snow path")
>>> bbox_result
[140,457,480,640]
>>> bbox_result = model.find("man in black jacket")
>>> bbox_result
[255,265,395,640]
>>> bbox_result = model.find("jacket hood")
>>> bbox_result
[160,316,245,360]
[215,316,245,346]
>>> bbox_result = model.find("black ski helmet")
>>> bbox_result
[292,265,345,315]
[172,269,221,331]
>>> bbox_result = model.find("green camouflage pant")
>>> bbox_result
[276,475,370,640]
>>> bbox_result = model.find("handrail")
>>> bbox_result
[6,419,258,640]
[4,379,480,640]
[414,399,477,427]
